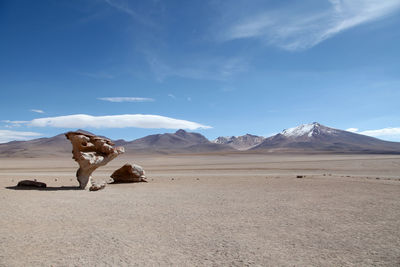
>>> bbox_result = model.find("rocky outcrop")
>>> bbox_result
[213,134,265,150]
[111,163,147,183]
[65,131,124,190]
[17,180,47,188]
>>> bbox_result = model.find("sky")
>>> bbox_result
[1,0,400,143]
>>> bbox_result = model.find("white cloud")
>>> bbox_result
[347,127,400,141]
[0,130,42,143]
[16,114,212,130]
[359,127,400,137]
[168,94,176,99]
[98,97,155,103]
[221,0,400,50]
[346,128,359,132]
[30,109,44,114]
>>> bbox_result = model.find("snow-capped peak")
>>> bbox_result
[282,122,322,137]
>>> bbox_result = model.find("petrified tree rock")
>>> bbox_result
[17,180,47,188]
[111,163,147,183]
[65,131,124,190]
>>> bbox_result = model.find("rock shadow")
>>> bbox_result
[5,186,81,191]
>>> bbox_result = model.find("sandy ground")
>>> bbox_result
[0,153,400,266]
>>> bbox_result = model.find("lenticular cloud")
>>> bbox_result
[28,114,211,130]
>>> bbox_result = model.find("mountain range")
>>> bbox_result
[213,134,265,150]
[1,122,399,157]
[251,122,400,154]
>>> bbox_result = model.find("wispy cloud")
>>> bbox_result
[2,120,29,128]
[0,130,42,143]
[98,97,155,103]
[168,94,176,99]
[30,109,44,114]
[347,127,400,140]
[221,0,400,50]
[78,71,115,79]
[6,114,211,130]
[147,55,248,81]
[104,0,156,27]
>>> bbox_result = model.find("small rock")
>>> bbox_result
[296,175,304,178]
[110,163,147,183]
[89,182,106,191]
[17,180,47,188]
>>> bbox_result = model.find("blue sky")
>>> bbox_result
[1,0,400,143]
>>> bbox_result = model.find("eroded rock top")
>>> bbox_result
[65,131,124,190]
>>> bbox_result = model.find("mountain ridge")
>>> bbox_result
[1,123,400,157]
[213,134,265,150]
[251,122,400,154]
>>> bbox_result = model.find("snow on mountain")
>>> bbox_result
[282,122,336,138]
[213,134,265,150]
[214,136,233,144]
[252,122,400,153]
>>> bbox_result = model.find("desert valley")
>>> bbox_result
[1,123,400,266]
[2,1,400,265]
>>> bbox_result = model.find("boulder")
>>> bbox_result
[65,131,124,190]
[111,163,147,183]
[17,180,47,188]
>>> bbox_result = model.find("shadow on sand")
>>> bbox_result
[5,186,81,191]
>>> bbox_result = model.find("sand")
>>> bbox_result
[0,153,400,266]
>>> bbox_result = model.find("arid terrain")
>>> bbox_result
[1,153,400,266]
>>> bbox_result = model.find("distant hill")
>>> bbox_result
[0,133,72,157]
[251,122,400,154]
[0,129,101,157]
[213,134,265,150]
[122,129,233,153]
[1,123,400,157]
[0,129,233,157]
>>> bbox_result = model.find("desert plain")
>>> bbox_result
[0,153,400,266]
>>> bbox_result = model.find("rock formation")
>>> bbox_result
[111,163,147,183]
[17,180,47,188]
[65,131,124,190]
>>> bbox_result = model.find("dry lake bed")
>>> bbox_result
[1,154,399,266]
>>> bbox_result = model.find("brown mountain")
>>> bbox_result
[251,122,400,154]
[213,134,265,150]
[2,124,400,157]
[0,129,233,157]
[122,129,233,153]
[0,133,72,157]
[0,129,101,157]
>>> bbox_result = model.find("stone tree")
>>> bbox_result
[65,131,124,190]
